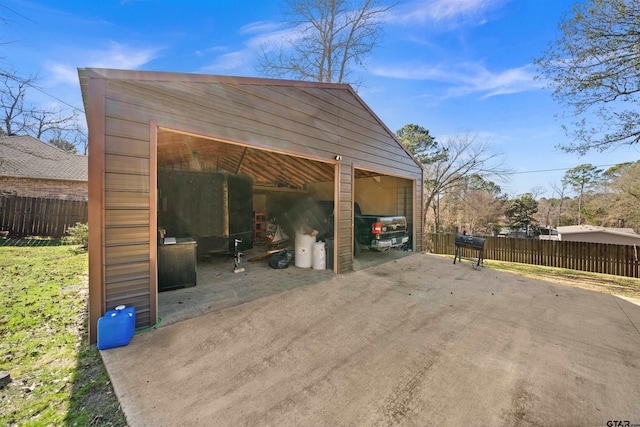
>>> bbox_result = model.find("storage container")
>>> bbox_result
[312,241,326,270]
[295,233,315,268]
[325,238,334,270]
[97,305,136,350]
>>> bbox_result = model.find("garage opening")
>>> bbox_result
[155,128,337,325]
[352,169,415,271]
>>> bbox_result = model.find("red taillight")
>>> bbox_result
[372,222,382,234]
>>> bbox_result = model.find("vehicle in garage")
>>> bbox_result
[313,201,409,253]
[356,206,409,252]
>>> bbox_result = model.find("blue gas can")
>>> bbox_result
[97,305,136,350]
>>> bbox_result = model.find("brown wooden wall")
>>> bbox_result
[337,164,354,273]
[81,68,423,338]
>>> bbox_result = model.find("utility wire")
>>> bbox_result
[506,163,627,175]
[0,71,85,114]
[27,82,85,114]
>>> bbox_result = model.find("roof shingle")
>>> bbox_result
[0,135,87,181]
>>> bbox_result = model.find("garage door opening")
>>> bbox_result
[352,169,415,271]
[155,128,338,325]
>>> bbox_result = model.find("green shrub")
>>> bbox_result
[64,222,88,249]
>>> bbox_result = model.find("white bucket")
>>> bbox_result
[312,241,326,270]
[295,233,315,268]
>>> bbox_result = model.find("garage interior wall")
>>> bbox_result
[80,68,424,342]
[355,175,412,216]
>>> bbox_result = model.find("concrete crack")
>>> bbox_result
[612,295,640,336]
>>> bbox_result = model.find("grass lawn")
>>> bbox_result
[0,241,126,426]
[483,259,640,299]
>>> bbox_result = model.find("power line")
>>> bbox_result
[507,163,632,175]
[1,71,85,114]
[0,4,38,24]
[27,83,85,114]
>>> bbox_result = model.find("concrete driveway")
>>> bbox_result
[100,253,640,426]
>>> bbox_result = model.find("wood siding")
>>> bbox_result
[415,171,423,252]
[103,80,419,178]
[337,164,354,274]
[81,68,423,335]
[101,103,153,329]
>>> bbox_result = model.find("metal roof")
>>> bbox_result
[557,225,640,239]
[0,135,87,182]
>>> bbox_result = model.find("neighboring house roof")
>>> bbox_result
[557,225,640,239]
[0,135,87,182]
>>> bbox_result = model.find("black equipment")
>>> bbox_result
[233,238,244,273]
[453,234,486,268]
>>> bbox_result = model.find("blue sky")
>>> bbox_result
[3,0,639,197]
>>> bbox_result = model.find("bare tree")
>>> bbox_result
[550,180,569,228]
[0,69,32,135]
[528,186,547,200]
[438,174,505,235]
[534,197,555,228]
[0,69,84,151]
[31,108,79,139]
[458,188,505,235]
[49,124,88,155]
[606,161,640,231]
[607,162,640,204]
[422,133,509,235]
[535,0,640,154]
[257,0,396,84]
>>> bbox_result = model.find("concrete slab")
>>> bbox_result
[101,253,640,426]
[158,245,412,327]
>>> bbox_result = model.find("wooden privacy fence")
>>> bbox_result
[426,233,640,278]
[0,195,88,237]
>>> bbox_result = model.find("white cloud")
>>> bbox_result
[202,21,299,74]
[195,46,227,57]
[240,21,283,35]
[449,63,544,98]
[247,28,298,50]
[370,61,543,99]
[87,42,161,69]
[369,63,452,81]
[47,63,79,86]
[395,0,506,27]
[204,51,253,72]
[46,42,162,86]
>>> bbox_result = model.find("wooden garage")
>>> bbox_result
[79,68,424,343]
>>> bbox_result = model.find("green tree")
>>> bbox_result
[49,138,78,154]
[562,164,603,224]
[535,0,640,154]
[505,193,538,231]
[257,0,396,84]
[395,124,446,164]
[465,174,503,195]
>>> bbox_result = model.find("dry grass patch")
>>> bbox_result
[483,259,640,300]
